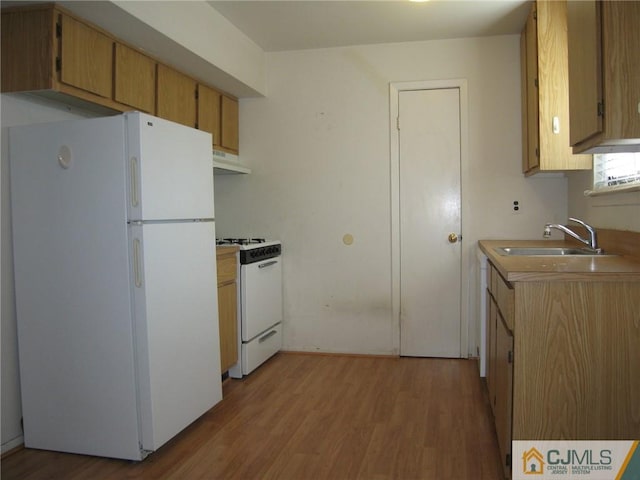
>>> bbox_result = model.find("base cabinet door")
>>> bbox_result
[218,282,238,373]
[216,248,238,374]
[495,312,514,478]
[486,263,514,479]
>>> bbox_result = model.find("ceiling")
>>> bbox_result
[207,0,531,52]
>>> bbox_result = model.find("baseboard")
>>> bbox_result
[279,350,399,359]
[1,437,24,458]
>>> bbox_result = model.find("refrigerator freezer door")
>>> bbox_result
[9,117,143,460]
[130,221,222,451]
[126,113,215,221]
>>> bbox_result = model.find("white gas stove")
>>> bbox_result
[216,238,283,377]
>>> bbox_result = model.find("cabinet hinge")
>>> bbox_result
[55,57,61,72]
[535,147,539,158]
[506,454,512,467]
[396,116,400,131]
[534,78,538,88]
[597,101,604,117]
[508,350,513,364]
[195,89,199,100]
[56,22,62,38]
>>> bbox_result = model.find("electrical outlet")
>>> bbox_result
[512,200,521,214]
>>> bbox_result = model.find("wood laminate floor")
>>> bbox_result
[1,353,503,480]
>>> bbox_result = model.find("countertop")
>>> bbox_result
[216,245,239,257]
[478,239,640,282]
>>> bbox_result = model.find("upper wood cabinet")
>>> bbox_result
[567,0,640,153]
[221,96,239,153]
[2,3,241,154]
[156,64,197,128]
[59,14,113,99]
[520,0,591,175]
[198,84,222,147]
[521,6,539,173]
[197,86,239,154]
[114,43,156,114]
[1,5,117,107]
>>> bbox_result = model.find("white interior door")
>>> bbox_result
[399,88,462,357]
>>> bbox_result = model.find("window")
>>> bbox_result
[589,152,640,195]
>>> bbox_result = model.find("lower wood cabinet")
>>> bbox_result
[216,247,238,374]
[486,264,514,479]
[486,258,640,479]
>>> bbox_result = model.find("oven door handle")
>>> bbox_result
[259,329,278,343]
[258,260,278,269]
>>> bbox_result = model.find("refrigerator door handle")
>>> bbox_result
[130,156,139,207]
[133,238,143,288]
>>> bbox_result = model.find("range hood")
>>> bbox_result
[212,150,251,175]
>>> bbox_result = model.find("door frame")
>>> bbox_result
[390,79,469,357]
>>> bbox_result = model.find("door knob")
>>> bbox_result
[448,233,459,243]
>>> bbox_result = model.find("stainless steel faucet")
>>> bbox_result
[543,217,602,253]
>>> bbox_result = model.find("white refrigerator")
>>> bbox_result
[9,112,222,460]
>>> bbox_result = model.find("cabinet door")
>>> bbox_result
[567,0,602,147]
[156,64,196,128]
[218,282,238,373]
[198,84,222,148]
[487,294,498,415]
[114,43,156,113]
[1,8,55,92]
[601,1,640,142]
[59,14,113,98]
[523,5,539,172]
[495,312,513,477]
[221,95,239,153]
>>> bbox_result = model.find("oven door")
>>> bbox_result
[240,257,283,341]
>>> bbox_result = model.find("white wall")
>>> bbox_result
[567,171,640,232]
[214,35,569,357]
[1,93,96,453]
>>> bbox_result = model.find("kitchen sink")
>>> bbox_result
[494,247,615,256]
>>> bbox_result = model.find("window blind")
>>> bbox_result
[586,152,640,196]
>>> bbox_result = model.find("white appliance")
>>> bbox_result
[9,112,222,461]
[217,239,283,377]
